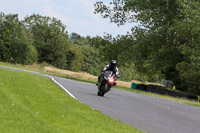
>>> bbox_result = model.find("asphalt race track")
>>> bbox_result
[1,65,200,133]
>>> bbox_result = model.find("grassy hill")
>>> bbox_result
[0,67,142,133]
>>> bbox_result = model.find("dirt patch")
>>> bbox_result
[44,67,162,88]
[44,67,97,81]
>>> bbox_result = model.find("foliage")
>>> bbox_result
[0,13,37,64]
[1,0,200,96]
[94,0,200,94]
[23,14,70,69]
[175,1,200,94]
[80,45,105,76]
[70,32,89,45]
[66,42,83,72]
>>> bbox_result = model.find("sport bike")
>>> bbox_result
[97,71,116,96]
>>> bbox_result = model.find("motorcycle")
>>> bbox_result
[97,70,117,97]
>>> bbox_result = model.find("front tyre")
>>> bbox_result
[104,83,110,93]
[97,91,104,97]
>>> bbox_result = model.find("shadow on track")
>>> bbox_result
[81,91,115,100]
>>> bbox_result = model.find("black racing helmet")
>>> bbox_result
[110,60,117,68]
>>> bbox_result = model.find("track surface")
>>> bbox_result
[1,65,200,133]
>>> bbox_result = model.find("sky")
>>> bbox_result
[0,0,136,37]
[0,0,134,37]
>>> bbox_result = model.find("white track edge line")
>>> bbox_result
[0,65,78,100]
[47,75,77,100]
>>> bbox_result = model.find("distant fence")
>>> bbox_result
[131,83,199,101]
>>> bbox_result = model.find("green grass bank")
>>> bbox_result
[0,68,142,133]
[0,61,199,108]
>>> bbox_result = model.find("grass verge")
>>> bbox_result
[0,62,199,108]
[0,67,142,133]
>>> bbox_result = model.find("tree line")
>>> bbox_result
[94,0,200,95]
[0,0,200,95]
[0,13,90,72]
[0,12,135,81]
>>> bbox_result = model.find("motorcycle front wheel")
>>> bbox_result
[97,91,104,96]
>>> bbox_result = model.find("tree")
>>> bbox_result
[95,0,200,93]
[82,35,137,81]
[80,45,105,75]
[87,35,111,63]
[0,13,37,64]
[175,1,200,94]
[66,42,83,72]
[23,14,70,68]
[70,32,88,45]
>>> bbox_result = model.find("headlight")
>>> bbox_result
[108,77,114,83]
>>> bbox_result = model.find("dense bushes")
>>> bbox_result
[23,14,70,68]
[0,13,37,64]
[80,45,105,76]
[0,13,84,71]
[66,43,83,72]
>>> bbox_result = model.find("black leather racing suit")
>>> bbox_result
[98,64,119,84]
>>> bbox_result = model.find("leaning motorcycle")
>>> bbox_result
[97,71,116,97]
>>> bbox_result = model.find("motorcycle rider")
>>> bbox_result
[96,60,120,86]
